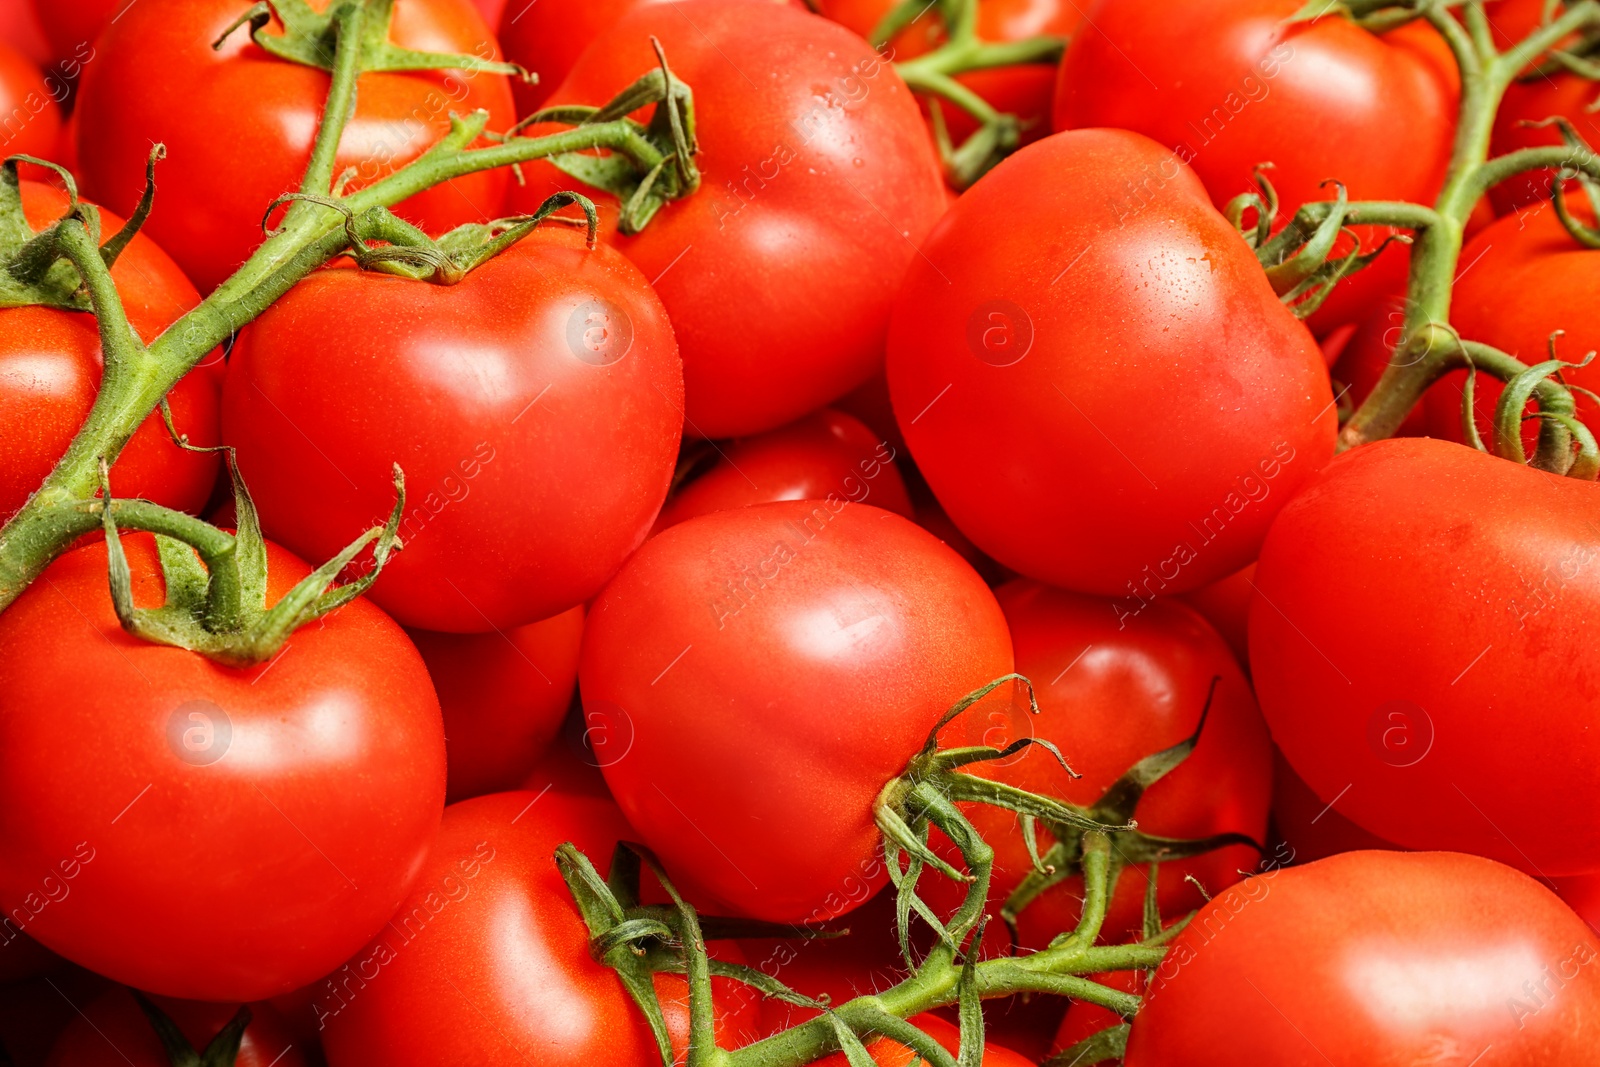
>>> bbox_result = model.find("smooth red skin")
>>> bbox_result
[1487,0,1594,213]
[815,1013,1034,1067]
[835,370,906,457]
[28,0,117,57]
[470,0,505,27]
[1422,205,1599,449]
[1054,0,1456,331]
[0,536,445,1001]
[1051,970,1139,1063]
[506,0,948,438]
[656,408,913,532]
[223,228,683,632]
[1251,437,1600,874]
[1177,562,1255,668]
[0,1,47,64]
[320,790,761,1065]
[45,990,305,1067]
[887,128,1335,597]
[1330,295,1431,438]
[75,0,513,292]
[0,181,221,522]
[0,38,57,159]
[1126,851,1600,1064]
[1270,749,1399,866]
[924,581,1273,952]
[581,500,1014,923]
[410,604,585,802]
[1554,874,1600,934]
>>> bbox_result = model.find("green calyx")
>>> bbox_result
[131,993,252,1067]
[94,439,406,668]
[215,0,528,81]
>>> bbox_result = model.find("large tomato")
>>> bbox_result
[655,408,912,532]
[1124,851,1600,1063]
[1422,204,1599,448]
[507,0,948,438]
[580,500,1014,923]
[410,604,584,802]
[923,580,1273,952]
[223,228,683,633]
[320,789,762,1065]
[887,128,1335,599]
[45,989,305,1067]
[0,180,221,521]
[1054,0,1457,330]
[75,0,514,291]
[1251,436,1600,874]
[28,0,115,58]
[0,535,445,1001]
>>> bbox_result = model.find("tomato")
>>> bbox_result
[1487,0,1597,213]
[1054,0,1457,330]
[1329,295,1431,437]
[0,0,47,65]
[1251,436,1600,874]
[28,0,116,58]
[75,0,514,292]
[815,1013,1034,1067]
[1422,204,1600,449]
[0,534,445,1001]
[887,128,1335,599]
[320,789,762,1065]
[1125,850,1600,1063]
[1177,563,1255,668]
[507,0,948,438]
[410,604,584,802]
[45,988,305,1067]
[0,967,110,1067]
[923,580,1272,952]
[1554,874,1600,936]
[223,228,683,633]
[1270,749,1399,865]
[1051,970,1139,1065]
[580,500,1013,923]
[0,38,58,160]
[656,408,912,532]
[0,180,221,522]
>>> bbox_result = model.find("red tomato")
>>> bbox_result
[45,988,305,1067]
[1054,0,1457,330]
[1177,563,1255,668]
[469,0,505,29]
[27,0,117,58]
[1051,970,1139,1065]
[1487,0,1597,213]
[223,228,683,633]
[1422,203,1600,449]
[1554,874,1600,936]
[580,500,1014,923]
[319,789,761,1065]
[507,0,948,438]
[1270,748,1399,866]
[75,0,514,291]
[0,38,57,159]
[1251,437,1600,874]
[410,604,584,802]
[1125,851,1600,1063]
[923,581,1272,952]
[656,408,912,532]
[1330,294,1431,437]
[814,1013,1034,1067]
[0,180,220,522]
[887,128,1335,598]
[0,967,111,1067]
[0,535,445,1001]
[0,0,48,64]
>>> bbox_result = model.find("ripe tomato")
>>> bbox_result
[28,0,116,58]
[75,0,514,291]
[655,408,912,532]
[1177,563,1255,668]
[223,228,683,633]
[0,0,47,65]
[1124,851,1600,1063]
[319,789,761,1065]
[887,128,1334,599]
[1251,436,1600,874]
[1054,0,1457,330]
[1270,749,1398,865]
[1422,204,1599,448]
[815,1013,1034,1067]
[0,180,221,522]
[1329,295,1430,437]
[45,988,305,1067]
[410,604,584,802]
[1487,0,1595,213]
[580,500,1014,923]
[924,581,1272,952]
[1051,970,1139,1065]
[0,535,445,1002]
[0,38,58,160]
[507,0,948,438]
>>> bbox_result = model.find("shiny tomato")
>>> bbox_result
[0,535,445,1002]
[1124,851,1600,1063]
[75,0,514,291]
[44,988,305,1067]
[1251,436,1600,874]
[319,789,762,1065]
[1177,563,1256,668]
[507,0,948,438]
[0,180,220,522]
[0,0,47,64]
[410,604,584,802]
[924,581,1272,952]
[887,128,1335,598]
[28,0,116,57]
[1054,0,1457,330]
[655,408,912,532]
[815,1013,1034,1067]
[1422,203,1599,448]
[0,38,58,160]
[223,228,683,633]
[580,500,1013,923]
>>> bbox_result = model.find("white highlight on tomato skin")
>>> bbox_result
[485,890,603,1046]
[1342,941,1548,1030]
[222,690,368,771]
[787,605,890,663]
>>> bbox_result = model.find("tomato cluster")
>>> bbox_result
[1,0,1600,1064]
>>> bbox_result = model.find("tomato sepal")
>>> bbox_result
[129,992,253,1067]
